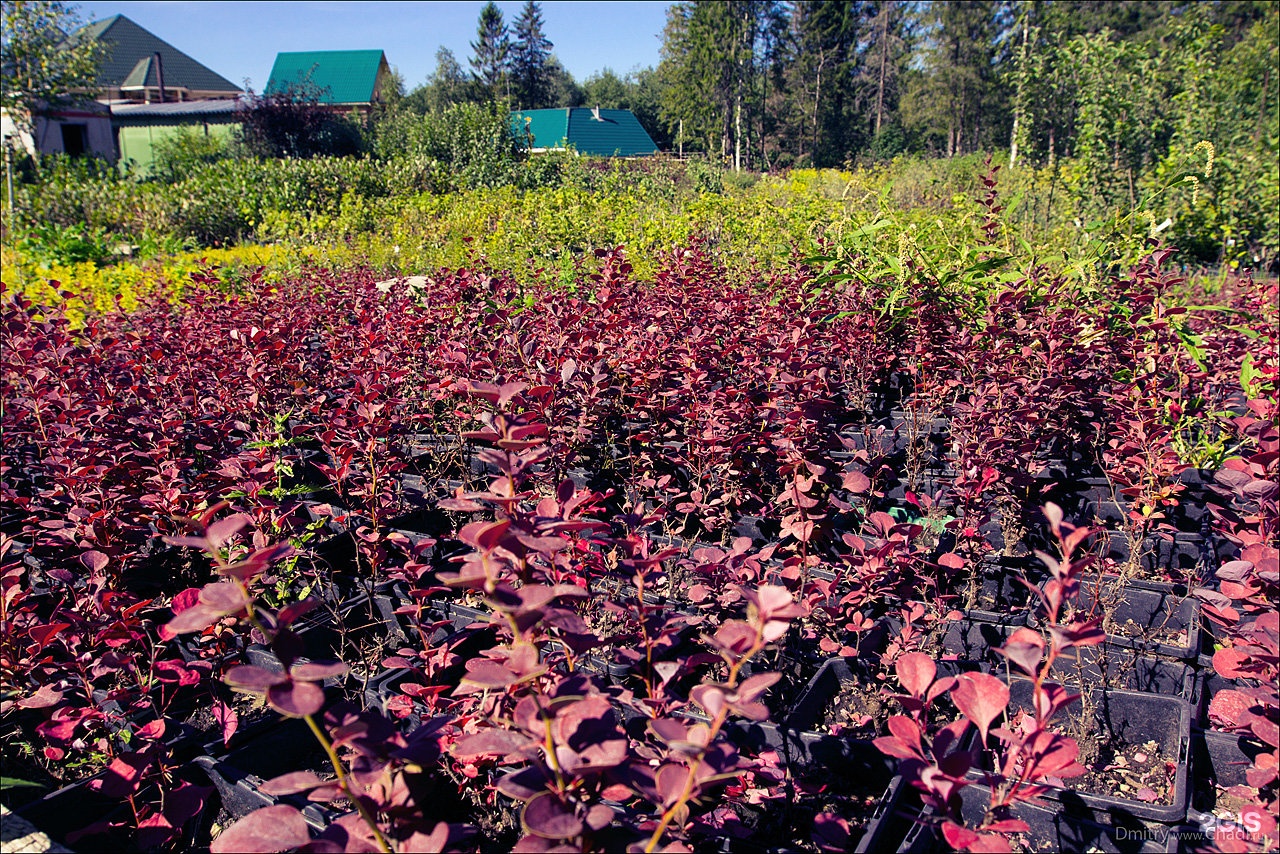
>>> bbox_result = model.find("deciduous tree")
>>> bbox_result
[0,0,103,137]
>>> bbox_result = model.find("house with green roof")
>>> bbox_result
[512,107,658,157]
[265,50,392,115]
[3,14,241,162]
[76,14,243,103]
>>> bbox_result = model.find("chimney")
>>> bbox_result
[154,52,166,104]
[591,105,601,121]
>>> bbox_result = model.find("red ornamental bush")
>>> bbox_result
[1,247,1276,852]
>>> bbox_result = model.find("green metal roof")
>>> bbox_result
[265,50,387,104]
[511,108,658,157]
[76,15,242,94]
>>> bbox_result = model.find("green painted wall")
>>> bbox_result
[117,122,237,175]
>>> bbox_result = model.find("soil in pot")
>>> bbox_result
[1002,682,1190,820]
[697,771,896,854]
[820,682,888,739]
[1107,616,1190,651]
[184,690,276,750]
[1071,736,1177,806]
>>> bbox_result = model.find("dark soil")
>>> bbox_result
[1074,736,1176,805]
[183,691,275,743]
[698,770,888,853]
[820,684,886,738]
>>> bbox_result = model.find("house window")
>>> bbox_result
[60,123,88,156]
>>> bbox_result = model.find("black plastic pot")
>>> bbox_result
[881,616,1013,671]
[1191,729,1267,799]
[958,562,1034,625]
[1073,477,1214,537]
[193,719,336,830]
[1036,645,1197,701]
[1091,531,1233,585]
[706,773,911,854]
[13,775,123,853]
[91,688,203,756]
[956,785,1180,852]
[1184,729,1275,851]
[779,658,895,774]
[1062,577,1202,661]
[239,595,392,680]
[15,763,217,854]
[1191,669,1265,731]
[1001,681,1192,824]
[781,658,974,776]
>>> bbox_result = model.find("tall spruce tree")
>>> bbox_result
[511,0,553,109]
[658,1,774,169]
[470,1,511,101]
[784,1,865,167]
[902,1,1007,156]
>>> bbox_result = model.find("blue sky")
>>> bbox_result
[77,1,672,93]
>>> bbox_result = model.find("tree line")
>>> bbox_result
[400,0,1274,178]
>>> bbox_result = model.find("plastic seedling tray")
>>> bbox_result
[1059,576,1201,660]
[1001,680,1192,824]
[957,782,1179,852]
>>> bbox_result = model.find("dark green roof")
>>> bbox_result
[512,108,658,157]
[77,15,241,94]
[265,50,387,104]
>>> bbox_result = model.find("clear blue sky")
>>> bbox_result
[76,1,672,93]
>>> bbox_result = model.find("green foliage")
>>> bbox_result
[148,126,231,184]
[373,101,525,191]
[16,220,111,265]
[510,0,553,109]
[0,0,104,136]
[470,1,511,100]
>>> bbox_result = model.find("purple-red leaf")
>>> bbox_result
[211,805,311,853]
[950,673,1009,744]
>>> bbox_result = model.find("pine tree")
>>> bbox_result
[470,1,511,101]
[511,0,553,109]
[902,1,1007,157]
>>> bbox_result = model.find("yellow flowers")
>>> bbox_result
[1192,140,1215,177]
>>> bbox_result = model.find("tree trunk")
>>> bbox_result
[1010,15,1028,166]
[812,51,826,164]
[734,98,741,172]
[875,3,889,135]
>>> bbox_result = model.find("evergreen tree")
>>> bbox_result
[545,56,582,108]
[511,0,554,109]
[863,0,913,157]
[470,1,511,101]
[658,1,774,169]
[784,1,866,167]
[902,1,1008,156]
